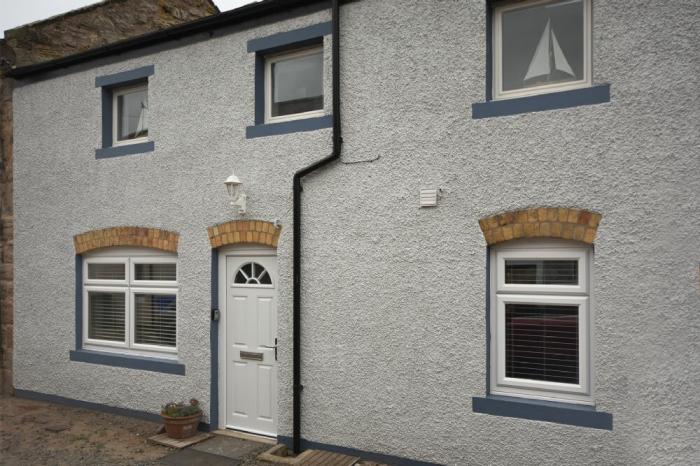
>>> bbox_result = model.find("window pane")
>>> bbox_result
[271,50,323,117]
[117,88,148,140]
[135,263,176,281]
[88,292,125,342]
[134,294,176,347]
[501,0,584,92]
[87,263,125,280]
[505,303,579,384]
[234,262,272,285]
[505,260,578,285]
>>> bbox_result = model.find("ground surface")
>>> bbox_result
[0,396,384,466]
[0,396,171,465]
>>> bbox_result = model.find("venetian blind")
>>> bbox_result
[505,303,579,384]
[134,294,176,347]
[88,292,125,342]
[505,259,578,285]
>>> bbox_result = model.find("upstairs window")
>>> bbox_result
[83,250,177,357]
[113,83,148,145]
[493,0,592,99]
[491,241,592,404]
[95,65,154,158]
[265,46,324,123]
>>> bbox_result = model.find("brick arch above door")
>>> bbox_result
[208,220,281,248]
[73,227,179,254]
[479,207,602,246]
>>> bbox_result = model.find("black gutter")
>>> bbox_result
[292,0,341,454]
[6,0,322,79]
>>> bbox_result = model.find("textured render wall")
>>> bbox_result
[0,0,218,397]
[12,4,331,428]
[11,1,700,465]
[296,1,699,465]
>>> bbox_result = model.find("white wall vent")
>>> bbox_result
[419,189,440,207]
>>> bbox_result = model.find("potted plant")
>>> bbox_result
[160,399,202,439]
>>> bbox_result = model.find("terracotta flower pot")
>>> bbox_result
[161,413,202,439]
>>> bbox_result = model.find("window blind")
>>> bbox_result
[88,263,125,280]
[135,263,176,281]
[134,294,176,347]
[505,303,579,384]
[88,292,125,342]
[505,259,578,285]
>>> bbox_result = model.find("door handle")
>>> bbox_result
[261,338,278,361]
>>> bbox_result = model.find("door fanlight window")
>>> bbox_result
[234,262,272,285]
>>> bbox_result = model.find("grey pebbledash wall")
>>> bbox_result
[11,1,700,465]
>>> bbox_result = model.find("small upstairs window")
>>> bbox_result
[95,65,154,158]
[493,0,592,99]
[265,46,324,123]
[113,83,148,145]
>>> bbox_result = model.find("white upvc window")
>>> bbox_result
[490,240,593,404]
[83,248,177,358]
[493,0,592,100]
[264,46,324,123]
[112,82,149,146]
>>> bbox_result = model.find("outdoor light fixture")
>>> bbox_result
[225,171,247,215]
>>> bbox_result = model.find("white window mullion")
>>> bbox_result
[127,288,135,350]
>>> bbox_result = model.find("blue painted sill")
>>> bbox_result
[472,395,612,430]
[95,141,154,159]
[69,349,185,375]
[246,115,332,139]
[472,84,611,119]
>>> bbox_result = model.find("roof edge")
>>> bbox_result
[6,0,321,79]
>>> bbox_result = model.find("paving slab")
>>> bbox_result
[191,434,269,459]
[160,448,241,466]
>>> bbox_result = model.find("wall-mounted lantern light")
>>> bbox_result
[225,171,247,215]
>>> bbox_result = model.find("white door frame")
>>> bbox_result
[217,244,278,434]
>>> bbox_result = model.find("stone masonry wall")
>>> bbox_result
[0,0,218,396]
[3,0,219,67]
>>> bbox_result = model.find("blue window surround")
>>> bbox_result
[472,247,613,430]
[95,65,155,158]
[69,255,185,375]
[209,249,220,430]
[472,1,611,119]
[246,22,333,139]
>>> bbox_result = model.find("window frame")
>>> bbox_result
[490,240,594,405]
[232,261,275,289]
[496,247,588,294]
[264,45,325,124]
[83,248,177,358]
[85,256,128,286]
[131,256,178,287]
[492,0,592,100]
[112,82,149,147]
[129,287,178,353]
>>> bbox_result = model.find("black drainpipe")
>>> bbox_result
[292,0,342,454]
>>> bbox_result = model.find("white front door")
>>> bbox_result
[225,254,277,436]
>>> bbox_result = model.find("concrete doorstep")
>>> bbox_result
[159,433,269,466]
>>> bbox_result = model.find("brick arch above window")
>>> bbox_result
[74,227,179,254]
[208,220,281,249]
[479,207,602,246]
